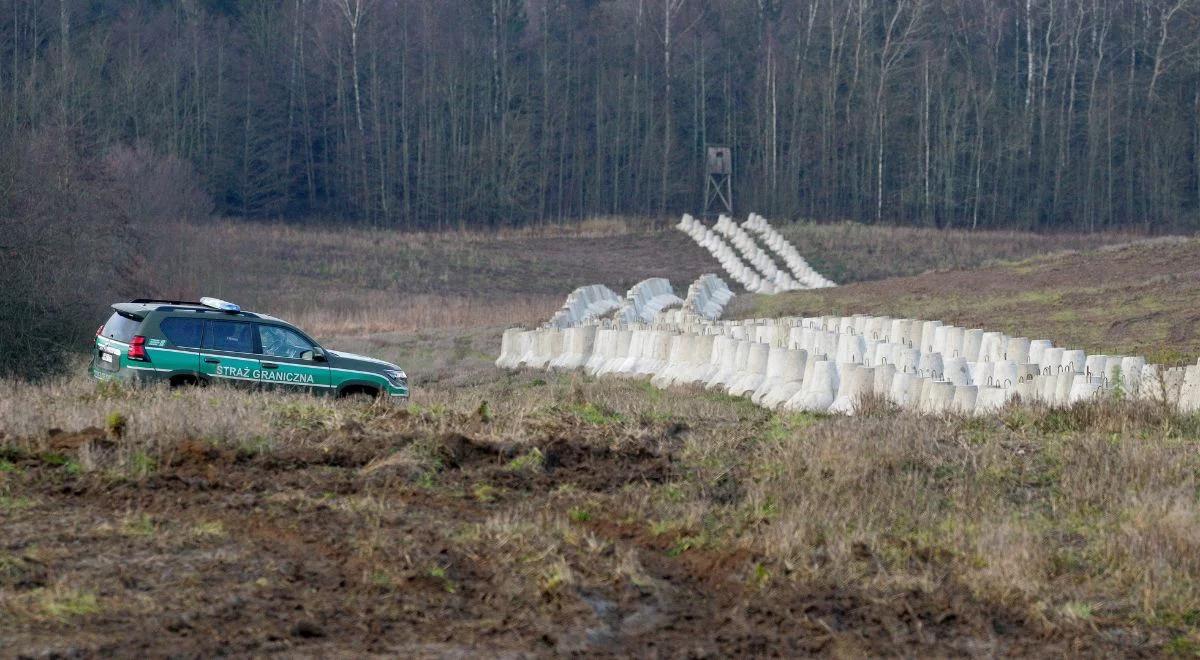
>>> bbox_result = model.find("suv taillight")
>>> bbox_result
[96,324,104,337]
[128,335,149,361]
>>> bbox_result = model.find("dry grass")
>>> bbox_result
[285,292,558,337]
[745,235,1200,364]
[151,217,715,338]
[7,220,1199,653]
[773,220,1156,283]
[2,361,1199,654]
[138,218,1153,341]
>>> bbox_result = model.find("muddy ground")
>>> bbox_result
[1,411,1155,657]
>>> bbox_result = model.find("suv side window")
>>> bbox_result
[202,320,259,354]
[160,317,204,348]
[258,324,316,360]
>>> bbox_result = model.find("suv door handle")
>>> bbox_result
[204,358,220,364]
[261,362,278,369]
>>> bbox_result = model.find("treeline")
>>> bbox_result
[3,0,1200,230]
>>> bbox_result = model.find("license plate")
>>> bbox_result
[102,353,114,363]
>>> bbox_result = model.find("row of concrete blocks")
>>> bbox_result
[676,215,775,293]
[613,277,685,325]
[737,315,1162,396]
[743,214,837,289]
[546,276,734,329]
[711,215,803,291]
[497,321,1200,415]
[545,284,623,329]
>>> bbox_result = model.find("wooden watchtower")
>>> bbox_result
[704,146,732,219]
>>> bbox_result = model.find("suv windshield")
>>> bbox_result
[101,312,141,342]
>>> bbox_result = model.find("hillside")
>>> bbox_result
[744,237,1200,364]
[2,225,1198,656]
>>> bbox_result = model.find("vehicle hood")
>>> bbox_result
[327,349,403,374]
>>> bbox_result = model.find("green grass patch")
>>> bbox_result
[567,506,591,523]
[129,451,157,478]
[191,520,226,538]
[505,448,545,473]
[37,588,101,620]
[0,495,37,512]
[120,513,157,538]
[472,483,498,503]
[569,402,623,425]
[104,411,128,438]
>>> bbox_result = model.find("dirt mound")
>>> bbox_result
[45,426,112,453]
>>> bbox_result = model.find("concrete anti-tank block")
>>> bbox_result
[787,360,838,412]
[729,342,771,397]
[759,349,809,409]
[952,385,979,415]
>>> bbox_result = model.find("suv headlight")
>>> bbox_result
[384,369,408,387]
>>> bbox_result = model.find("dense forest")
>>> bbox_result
[3,0,1200,230]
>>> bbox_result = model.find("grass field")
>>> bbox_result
[3,220,1199,655]
[743,236,1200,365]
[158,218,1142,337]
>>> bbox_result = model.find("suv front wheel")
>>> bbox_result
[338,385,380,400]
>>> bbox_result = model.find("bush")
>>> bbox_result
[0,129,211,379]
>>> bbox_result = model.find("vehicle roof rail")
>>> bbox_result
[129,298,205,306]
[157,306,262,318]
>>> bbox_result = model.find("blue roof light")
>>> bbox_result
[200,297,241,312]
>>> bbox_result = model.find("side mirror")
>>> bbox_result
[309,347,327,362]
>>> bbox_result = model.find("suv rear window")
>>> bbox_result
[101,312,141,343]
[160,317,204,348]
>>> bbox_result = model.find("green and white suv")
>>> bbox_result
[90,297,408,399]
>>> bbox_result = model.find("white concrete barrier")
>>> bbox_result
[1180,365,1200,413]
[678,213,836,293]
[888,372,920,408]
[676,334,717,386]
[616,279,684,325]
[683,274,734,320]
[650,334,689,388]
[496,328,527,369]
[921,381,955,415]
[829,364,874,414]
[788,360,838,412]
[758,349,809,409]
[546,285,623,329]
[729,342,771,397]
[742,213,837,288]
[1068,375,1103,404]
[584,327,614,375]
[503,289,1195,419]
[953,385,978,414]
[706,338,744,390]
[550,325,597,370]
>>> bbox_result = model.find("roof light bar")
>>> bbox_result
[199,297,241,313]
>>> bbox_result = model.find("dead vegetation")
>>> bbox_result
[774,220,1154,284]
[2,222,1195,655]
[2,362,1198,655]
[745,235,1200,365]
[144,218,1149,341]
